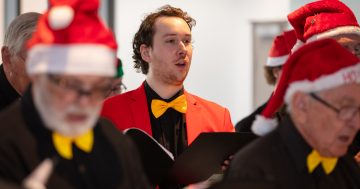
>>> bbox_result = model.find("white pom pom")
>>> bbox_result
[48,6,74,30]
[251,115,278,136]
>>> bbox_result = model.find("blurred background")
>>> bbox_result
[0,0,359,124]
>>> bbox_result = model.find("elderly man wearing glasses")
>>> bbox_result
[223,39,360,189]
[0,1,149,189]
[285,0,360,165]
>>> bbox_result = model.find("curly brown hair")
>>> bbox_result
[132,5,196,74]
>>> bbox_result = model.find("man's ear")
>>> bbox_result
[140,44,151,63]
[1,46,11,67]
[290,91,309,124]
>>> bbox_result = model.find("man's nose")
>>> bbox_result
[178,41,187,56]
[75,90,93,107]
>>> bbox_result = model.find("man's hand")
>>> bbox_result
[221,155,234,171]
[354,151,360,167]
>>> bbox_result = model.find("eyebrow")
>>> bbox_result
[162,33,192,38]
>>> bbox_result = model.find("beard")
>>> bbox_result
[32,81,101,137]
[154,66,189,86]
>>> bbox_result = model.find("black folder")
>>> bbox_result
[124,128,173,186]
[124,128,257,186]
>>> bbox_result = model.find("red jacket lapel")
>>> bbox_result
[129,83,153,136]
[184,91,203,144]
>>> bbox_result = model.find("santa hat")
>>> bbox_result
[288,0,360,51]
[266,30,297,67]
[252,38,360,136]
[26,0,118,76]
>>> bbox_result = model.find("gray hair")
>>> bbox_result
[3,12,41,57]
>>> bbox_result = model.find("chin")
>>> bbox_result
[44,111,99,137]
[166,77,185,86]
[54,119,96,137]
[174,80,185,86]
[176,75,187,84]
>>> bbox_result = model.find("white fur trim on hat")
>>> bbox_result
[48,6,74,30]
[251,115,278,136]
[307,26,360,42]
[291,39,304,53]
[284,63,360,104]
[26,44,116,76]
[266,54,289,67]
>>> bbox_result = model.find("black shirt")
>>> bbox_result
[0,64,20,111]
[144,82,187,189]
[144,81,188,158]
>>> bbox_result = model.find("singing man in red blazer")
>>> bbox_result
[101,5,234,158]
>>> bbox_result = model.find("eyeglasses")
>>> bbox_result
[47,74,112,101]
[354,44,360,58]
[115,83,127,93]
[107,83,127,96]
[309,92,360,121]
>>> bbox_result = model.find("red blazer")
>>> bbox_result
[101,83,234,144]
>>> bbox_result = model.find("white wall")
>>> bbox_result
[20,0,47,14]
[115,0,290,124]
[0,1,4,47]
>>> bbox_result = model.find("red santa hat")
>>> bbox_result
[288,0,360,51]
[26,0,118,76]
[252,38,360,136]
[266,30,297,67]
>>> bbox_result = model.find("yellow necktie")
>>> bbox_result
[52,130,94,160]
[307,150,338,175]
[151,94,187,118]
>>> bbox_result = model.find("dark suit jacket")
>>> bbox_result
[0,92,150,189]
[224,116,360,189]
[0,65,20,111]
[101,83,234,144]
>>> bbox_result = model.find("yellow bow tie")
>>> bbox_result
[151,94,187,118]
[307,150,338,175]
[52,130,94,160]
